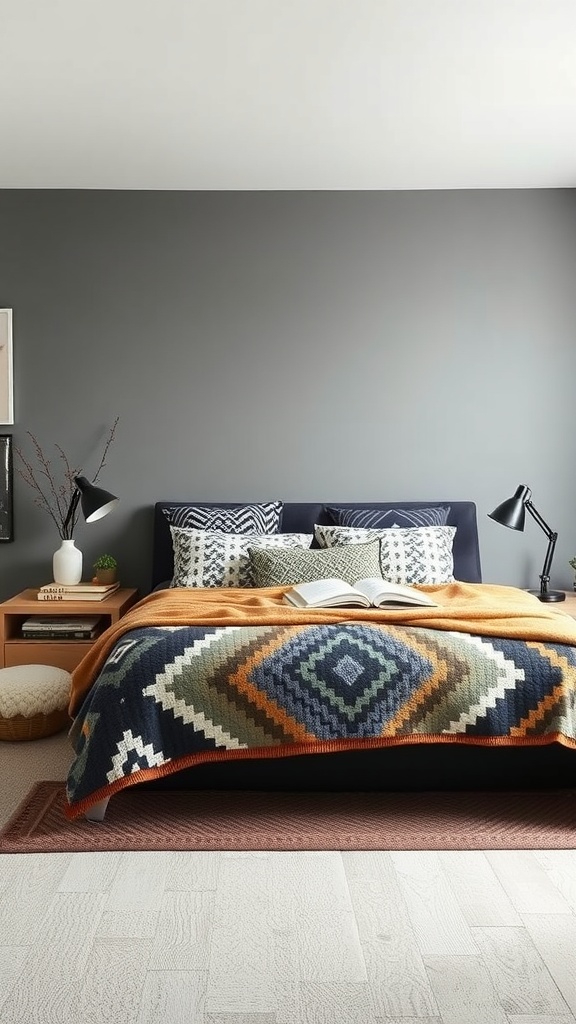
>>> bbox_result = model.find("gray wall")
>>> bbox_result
[1,189,575,600]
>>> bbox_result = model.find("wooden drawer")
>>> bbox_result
[4,642,92,672]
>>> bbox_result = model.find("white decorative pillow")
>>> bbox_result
[315,524,381,548]
[170,527,313,588]
[315,524,456,585]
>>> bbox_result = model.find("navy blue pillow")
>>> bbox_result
[162,501,283,533]
[325,505,450,529]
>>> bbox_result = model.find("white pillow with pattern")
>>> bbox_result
[315,523,456,585]
[170,527,313,588]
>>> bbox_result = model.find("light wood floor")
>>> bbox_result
[1,735,576,1023]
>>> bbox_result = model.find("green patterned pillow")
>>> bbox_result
[248,539,383,587]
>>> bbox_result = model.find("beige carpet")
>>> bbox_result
[1,782,576,852]
[0,730,74,828]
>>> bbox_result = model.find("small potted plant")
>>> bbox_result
[93,553,118,585]
[570,557,576,591]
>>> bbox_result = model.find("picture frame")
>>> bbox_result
[0,434,13,542]
[0,308,14,425]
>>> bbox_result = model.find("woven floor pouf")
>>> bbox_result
[0,664,72,741]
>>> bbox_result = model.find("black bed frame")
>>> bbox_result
[146,499,575,792]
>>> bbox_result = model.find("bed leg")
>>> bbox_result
[85,797,110,822]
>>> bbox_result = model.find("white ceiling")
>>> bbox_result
[2,0,576,190]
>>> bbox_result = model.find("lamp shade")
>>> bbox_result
[488,484,531,531]
[74,475,119,523]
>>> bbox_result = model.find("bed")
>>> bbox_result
[65,499,576,821]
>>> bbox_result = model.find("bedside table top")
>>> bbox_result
[556,591,576,617]
[2,587,139,613]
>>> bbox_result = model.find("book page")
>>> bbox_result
[284,578,369,608]
[354,578,437,607]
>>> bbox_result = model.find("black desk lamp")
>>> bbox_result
[488,484,565,602]
[62,475,119,538]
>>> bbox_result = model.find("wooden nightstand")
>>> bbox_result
[556,591,576,618]
[0,588,139,671]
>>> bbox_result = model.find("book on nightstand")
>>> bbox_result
[22,615,103,639]
[37,582,120,601]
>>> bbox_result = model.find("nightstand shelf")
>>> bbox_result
[0,588,139,671]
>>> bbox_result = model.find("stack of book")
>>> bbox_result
[22,616,103,640]
[37,581,120,602]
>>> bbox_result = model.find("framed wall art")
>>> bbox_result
[0,308,14,425]
[0,434,13,542]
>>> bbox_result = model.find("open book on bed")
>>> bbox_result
[282,577,439,609]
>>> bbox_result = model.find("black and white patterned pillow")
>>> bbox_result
[315,524,456,584]
[325,505,450,529]
[378,527,456,584]
[170,527,312,588]
[249,539,383,587]
[315,524,384,548]
[163,501,283,533]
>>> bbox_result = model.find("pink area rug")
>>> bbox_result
[1,782,575,852]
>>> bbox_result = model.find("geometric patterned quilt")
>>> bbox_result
[65,621,576,818]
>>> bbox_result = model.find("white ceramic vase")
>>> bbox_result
[53,539,82,585]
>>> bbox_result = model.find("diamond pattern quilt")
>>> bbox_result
[66,616,576,818]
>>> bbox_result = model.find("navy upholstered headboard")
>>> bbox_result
[151,500,482,591]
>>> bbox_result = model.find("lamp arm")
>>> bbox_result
[526,501,557,594]
[525,501,554,540]
[539,534,558,592]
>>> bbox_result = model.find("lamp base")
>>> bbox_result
[528,589,566,602]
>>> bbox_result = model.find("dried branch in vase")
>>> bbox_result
[16,417,119,539]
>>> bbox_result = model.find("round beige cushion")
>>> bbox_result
[0,664,72,741]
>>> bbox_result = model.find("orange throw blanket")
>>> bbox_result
[69,582,576,717]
